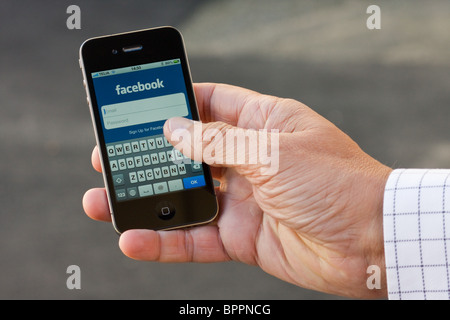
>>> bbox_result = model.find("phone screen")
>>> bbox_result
[91,58,206,202]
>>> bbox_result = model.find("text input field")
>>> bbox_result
[101,93,188,130]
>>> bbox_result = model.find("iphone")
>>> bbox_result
[79,27,218,233]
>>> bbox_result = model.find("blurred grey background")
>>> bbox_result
[0,0,449,299]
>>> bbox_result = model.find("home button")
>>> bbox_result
[155,201,176,220]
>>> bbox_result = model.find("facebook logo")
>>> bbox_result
[115,79,164,95]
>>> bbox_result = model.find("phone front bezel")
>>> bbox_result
[80,27,218,233]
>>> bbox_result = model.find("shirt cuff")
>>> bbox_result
[383,169,450,299]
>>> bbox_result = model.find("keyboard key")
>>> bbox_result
[145,169,154,181]
[129,172,138,184]
[178,164,186,175]
[169,165,178,176]
[134,156,143,168]
[139,140,148,151]
[127,187,138,198]
[164,137,172,147]
[148,138,156,150]
[115,144,124,156]
[131,141,140,153]
[142,154,151,166]
[138,184,154,197]
[154,167,162,179]
[110,160,118,172]
[183,175,206,189]
[123,143,132,154]
[167,150,175,162]
[168,179,183,191]
[116,189,127,200]
[175,150,184,160]
[162,166,170,178]
[192,162,202,172]
[126,157,135,169]
[118,159,127,170]
[150,153,159,164]
[153,181,168,194]
[156,137,164,148]
[159,151,167,163]
[107,146,116,157]
[113,174,125,186]
[137,170,146,182]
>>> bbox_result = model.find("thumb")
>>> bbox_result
[164,117,280,177]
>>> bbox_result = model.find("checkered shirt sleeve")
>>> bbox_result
[383,169,450,299]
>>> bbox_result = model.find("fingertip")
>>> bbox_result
[91,146,102,173]
[119,229,160,261]
[82,188,111,222]
[165,117,194,134]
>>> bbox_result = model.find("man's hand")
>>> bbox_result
[83,83,391,298]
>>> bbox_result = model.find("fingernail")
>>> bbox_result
[167,117,193,132]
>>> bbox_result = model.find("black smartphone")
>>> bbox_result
[79,27,218,233]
